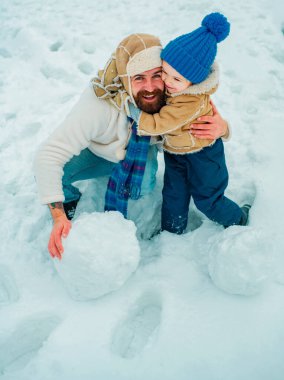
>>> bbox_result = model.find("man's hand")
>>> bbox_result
[48,215,71,260]
[48,202,72,260]
[188,100,228,140]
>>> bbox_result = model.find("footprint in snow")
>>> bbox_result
[78,61,94,75]
[0,266,19,306]
[40,65,73,82]
[0,314,61,374]
[111,292,162,359]
[49,41,63,52]
[0,48,12,58]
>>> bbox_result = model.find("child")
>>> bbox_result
[129,12,251,234]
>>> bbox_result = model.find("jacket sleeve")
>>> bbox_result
[222,120,231,141]
[33,86,112,204]
[136,98,205,136]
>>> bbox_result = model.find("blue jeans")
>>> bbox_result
[162,139,242,233]
[62,146,158,203]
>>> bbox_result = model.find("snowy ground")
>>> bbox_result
[1,0,284,379]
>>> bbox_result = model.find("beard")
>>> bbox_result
[133,89,166,114]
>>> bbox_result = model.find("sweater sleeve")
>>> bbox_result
[33,86,112,204]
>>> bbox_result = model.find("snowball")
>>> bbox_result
[54,212,140,301]
[208,226,271,296]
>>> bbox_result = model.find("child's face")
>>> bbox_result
[162,61,191,94]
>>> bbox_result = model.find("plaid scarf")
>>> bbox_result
[104,120,151,218]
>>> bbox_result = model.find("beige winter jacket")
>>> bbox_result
[137,63,220,154]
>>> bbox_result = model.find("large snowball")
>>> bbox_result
[54,212,140,301]
[208,226,271,296]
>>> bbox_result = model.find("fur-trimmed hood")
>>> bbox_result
[91,34,162,112]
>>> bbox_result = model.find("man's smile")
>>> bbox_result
[142,94,157,102]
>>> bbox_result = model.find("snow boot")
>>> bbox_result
[239,204,251,226]
[63,198,80,220]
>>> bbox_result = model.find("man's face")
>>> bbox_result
[131,67,165,114]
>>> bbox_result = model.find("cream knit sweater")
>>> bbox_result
[34,84,129,204]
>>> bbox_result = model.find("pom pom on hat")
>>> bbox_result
[161,12,230,84]
[202,12,230,43]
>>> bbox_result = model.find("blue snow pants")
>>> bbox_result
[161,139,242,234]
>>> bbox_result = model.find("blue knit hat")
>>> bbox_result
[161,13,230,84]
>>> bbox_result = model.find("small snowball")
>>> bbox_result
[54,212,140,301]
[208,226,271,296]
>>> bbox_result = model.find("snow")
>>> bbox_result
[0,0,284,379]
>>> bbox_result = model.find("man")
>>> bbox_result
[34,33,229,260]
